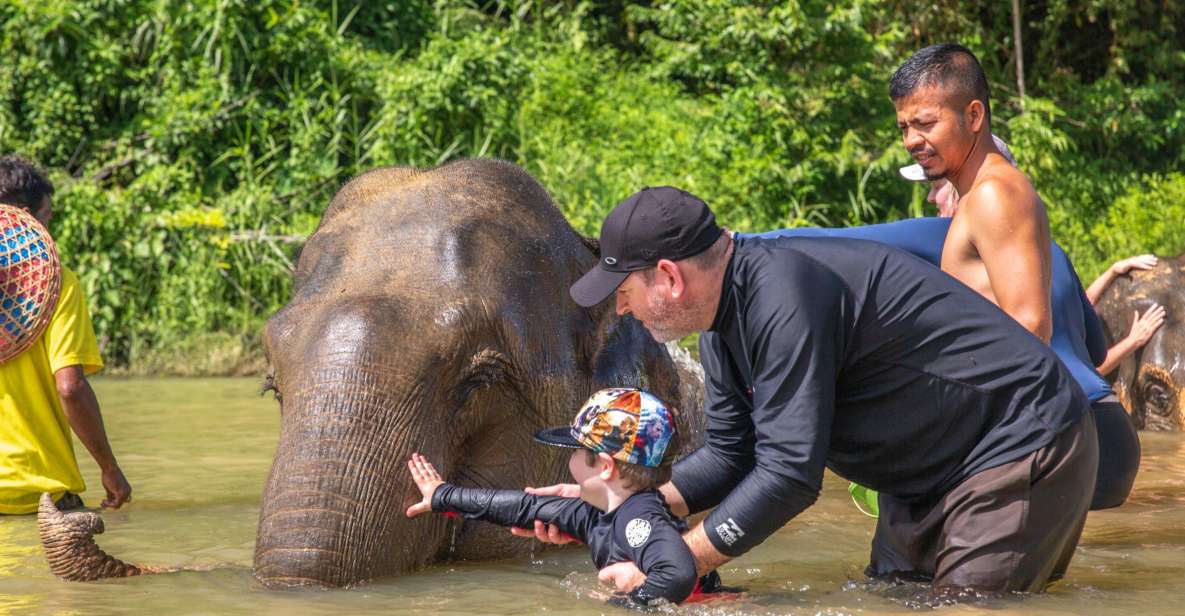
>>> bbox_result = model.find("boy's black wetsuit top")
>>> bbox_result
[432,485,698,606]
[672,236,1089,557]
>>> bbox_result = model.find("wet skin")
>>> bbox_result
[896,85,1052,342]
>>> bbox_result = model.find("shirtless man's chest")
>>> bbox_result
[940,209,998,304]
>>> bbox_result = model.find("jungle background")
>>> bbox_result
[1,0,1182,374]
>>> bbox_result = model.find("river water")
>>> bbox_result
[1,377,1182,615]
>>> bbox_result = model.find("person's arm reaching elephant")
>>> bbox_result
[406,454,598,541]
[506,484,585,544]
[1086,254,1158,306]
[1097,305,1167,377]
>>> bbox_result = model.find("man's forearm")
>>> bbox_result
[670,445,753,515]
[59,375,120,471]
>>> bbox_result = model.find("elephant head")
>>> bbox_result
[251,160,702,587]
[1097,254,1185,430]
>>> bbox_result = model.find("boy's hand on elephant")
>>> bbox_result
[406,453,444,518]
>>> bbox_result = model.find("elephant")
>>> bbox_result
[1096,253,1185,430]
[36,159,706,586]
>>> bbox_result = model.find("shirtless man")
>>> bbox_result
[891,43,1053,342]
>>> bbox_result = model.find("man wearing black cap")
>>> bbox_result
[546,186,1098,593]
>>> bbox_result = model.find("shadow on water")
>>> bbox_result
[2,378,1184,615]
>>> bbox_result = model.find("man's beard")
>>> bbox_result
[642,287,704,343]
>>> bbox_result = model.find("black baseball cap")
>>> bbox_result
[570,186,722,307]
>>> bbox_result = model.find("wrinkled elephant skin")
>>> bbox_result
[1097,254,1185,430]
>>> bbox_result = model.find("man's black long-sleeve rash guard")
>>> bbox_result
[672,236,1089,557]
[432,485,697,605]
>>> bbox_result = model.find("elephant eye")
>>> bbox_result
[456,349,511,401]
[1145,380,1170,408]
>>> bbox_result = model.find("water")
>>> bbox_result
[2,377,1183,615]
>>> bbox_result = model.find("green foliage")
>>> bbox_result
[0,0,1180,372]
[1087,173,1185,278]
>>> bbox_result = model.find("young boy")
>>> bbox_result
[407,387,727,608]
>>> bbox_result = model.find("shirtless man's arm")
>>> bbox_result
[952,175,1053,342]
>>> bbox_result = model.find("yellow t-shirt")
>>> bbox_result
[0,267,103,514]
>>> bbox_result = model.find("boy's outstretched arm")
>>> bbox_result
[404,453,597,541]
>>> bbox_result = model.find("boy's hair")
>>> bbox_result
[0,155,54,211]
[583,428,682,491]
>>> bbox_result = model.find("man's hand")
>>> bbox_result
[100,465,132,509]
[405,453,444,518]
[598,561,647,592]
[1127,304,1167,347]
[1112,254,1158,275]
[507,484,583,543]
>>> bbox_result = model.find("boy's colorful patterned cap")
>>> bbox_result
[534,388,677,468]
[0,205,60,364]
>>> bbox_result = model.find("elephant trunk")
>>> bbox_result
[37,493,161,580]
[253,386,446,588]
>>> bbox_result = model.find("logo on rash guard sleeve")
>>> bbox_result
[714,518,746,546]
[625,518,652,547]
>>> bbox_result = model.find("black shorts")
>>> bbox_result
[1090,395,1140,510]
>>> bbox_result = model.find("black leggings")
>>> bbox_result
[1090,396,1141,510]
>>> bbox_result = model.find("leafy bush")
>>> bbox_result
[1088,173,1185,274]
[0,0,1180,372]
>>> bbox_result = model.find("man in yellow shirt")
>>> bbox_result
[0,155,131,514]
